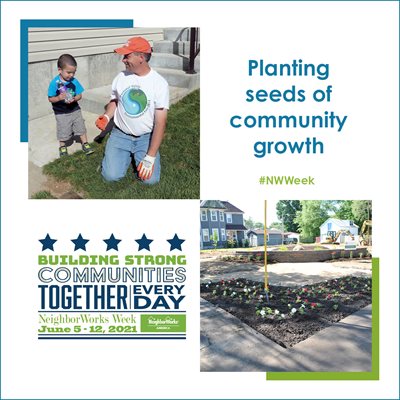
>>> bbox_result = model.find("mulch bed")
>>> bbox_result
[200,276,372,348]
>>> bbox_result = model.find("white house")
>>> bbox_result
[320,218,359,243]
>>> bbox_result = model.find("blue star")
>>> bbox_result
[104,234,121,251]
[39,234,57,251]
[135,234,153,251]
[167,234,185,251]
[71,234,89,251]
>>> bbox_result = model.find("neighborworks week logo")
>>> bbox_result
[37,233,187,340]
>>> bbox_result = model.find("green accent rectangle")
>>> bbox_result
[140,314,186,333]
[266,258,379,381]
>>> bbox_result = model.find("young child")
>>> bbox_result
[48,54,94,157]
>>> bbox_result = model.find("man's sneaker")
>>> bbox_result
[59,146,68,157]
[82,142,94,155]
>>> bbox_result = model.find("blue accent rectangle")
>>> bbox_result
[20,19,134,143]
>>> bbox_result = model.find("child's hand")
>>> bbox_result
[58,92,67,101]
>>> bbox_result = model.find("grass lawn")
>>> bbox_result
[41,90,200,199]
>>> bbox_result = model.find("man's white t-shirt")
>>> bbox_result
[111,69,169,136]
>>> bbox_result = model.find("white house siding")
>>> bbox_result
[28,28,164,119]
[28,28,164,62]
[320,219,359,243]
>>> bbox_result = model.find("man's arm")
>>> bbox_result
[137,108,168,181]
[147,108,168,157]
[95,99,117,130]
[104,99,118,119]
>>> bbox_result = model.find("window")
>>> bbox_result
[226,213,232,223]
[201,210,207,221]
[212,228,219,241]
[202,229,210,242]
[349,220,354,226]
[210,211,218,221]
[327,222,332,230]
[221,228,226,241]
[219,211,224,222]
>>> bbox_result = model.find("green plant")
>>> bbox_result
[30,191,56,199]
[211,231,219,250]
[278,245,289,251]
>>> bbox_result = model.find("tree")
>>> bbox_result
[294,200,332,239]
[244,217,263,230]
[335,200,354,220]
[244,217,255,229]
[276,200,302,232]
[351,200,372,227]
[269,222,283,230]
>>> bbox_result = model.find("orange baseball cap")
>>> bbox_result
[114,37,152,55]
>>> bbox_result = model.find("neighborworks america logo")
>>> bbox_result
[37,233,187,340]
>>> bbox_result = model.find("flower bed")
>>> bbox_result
[200,276,372,348]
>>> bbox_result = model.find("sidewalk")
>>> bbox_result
[201,299,371,372]
[201,260,372,286]
[28,111,100,198]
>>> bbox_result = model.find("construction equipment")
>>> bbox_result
[359,220,372,246]
[323,229,354,244]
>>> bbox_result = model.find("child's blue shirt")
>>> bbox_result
[48,76,84,114]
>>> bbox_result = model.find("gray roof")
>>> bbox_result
[226,224,247,231]
[200,200,226,209]
[221,201,244,213]
[247,229,283,235]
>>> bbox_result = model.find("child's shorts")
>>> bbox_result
[55,109,87,141]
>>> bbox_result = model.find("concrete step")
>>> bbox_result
[163,28,192,41]
[153,40,192,56]
[80,84,194,115]
[155,68,200,90]
[150,53,200,72]
[169,86,192,104]
[150,53,186,70]
[80,86,111,115]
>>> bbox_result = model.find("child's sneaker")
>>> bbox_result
[59,146,68,157]
[82,142,94,155]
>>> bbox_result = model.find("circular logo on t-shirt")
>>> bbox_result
[121,87,149,117]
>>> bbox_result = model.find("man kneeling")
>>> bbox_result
[96,37,169,184]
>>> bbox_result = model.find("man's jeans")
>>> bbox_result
[101,127,160,184]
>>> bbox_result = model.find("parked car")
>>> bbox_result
[283,238,298,245]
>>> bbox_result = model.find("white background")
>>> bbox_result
[1,1,399,399]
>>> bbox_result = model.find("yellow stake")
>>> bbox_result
[264,200,269,294]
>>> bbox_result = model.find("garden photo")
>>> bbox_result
[200,200,374,372]
[28,27,200,199]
